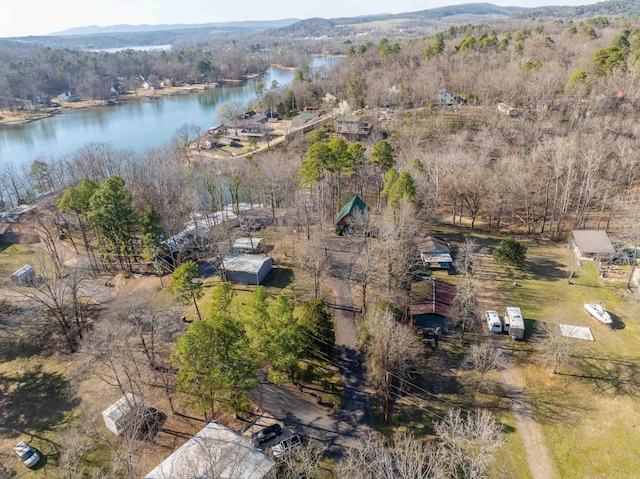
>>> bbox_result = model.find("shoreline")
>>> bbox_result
[0,72,265,128]
[0,59,336,128]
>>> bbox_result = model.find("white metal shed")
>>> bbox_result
[11,265,35,286]
[101,393,139,436]
[223,254,272,285]
[143,421,274,479]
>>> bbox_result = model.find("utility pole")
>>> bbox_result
[432,277,436,313]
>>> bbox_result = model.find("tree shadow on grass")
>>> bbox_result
[560,354,640,397]
[492,381,593,425]
[524,256,568,280]
[0,364,79,438]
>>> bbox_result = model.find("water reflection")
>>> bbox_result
[0,58,341,168]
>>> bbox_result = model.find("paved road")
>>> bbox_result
[324,237,373,430]
[250,381,365,458]
[249,236,372,458]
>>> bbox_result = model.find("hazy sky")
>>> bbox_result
[0,0,602,38]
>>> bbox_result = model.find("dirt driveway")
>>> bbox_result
[500,359,559,479]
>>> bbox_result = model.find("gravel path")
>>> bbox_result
[500,359,559,479]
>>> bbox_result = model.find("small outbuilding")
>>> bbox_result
[223,253,272,285]
[418,236,453,270]
[11,264,35,286]
[232,237,263,254]
[292,112,315,127]
[335,195,369,234]
[143,421,273,479]
[102,393,140,436]
[572,230,615,260]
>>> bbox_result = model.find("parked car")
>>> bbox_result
[485,310,502,333]
[251,423,282,448]
[272,434,302,458]
[14,441,40,468]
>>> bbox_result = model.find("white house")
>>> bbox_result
[143,421,274,479]
[417,236,453,270]
[440,91,456,104]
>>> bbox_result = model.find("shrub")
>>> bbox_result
[493,237,527,268]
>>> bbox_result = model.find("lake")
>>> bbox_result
[0,56,341,170]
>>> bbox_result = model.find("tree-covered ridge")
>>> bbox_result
[514,0,640,19]
[407,2,524,19]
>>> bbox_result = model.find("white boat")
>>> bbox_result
[584,301,612,324]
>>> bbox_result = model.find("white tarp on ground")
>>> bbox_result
[559,324,594,341]
[143,421,273,479]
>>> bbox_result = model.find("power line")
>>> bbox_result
[386,371,471,413]
[388,383,446,421]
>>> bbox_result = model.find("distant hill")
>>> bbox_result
[273,3,524,36]
[514,0,640,19]
[50,19,299,36]
[404,3,524,19]
[330,3,524,25]
[270,18,336,37]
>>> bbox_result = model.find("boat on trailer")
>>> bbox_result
[584,301,612,324]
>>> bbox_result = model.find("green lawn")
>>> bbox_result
[0,242,37,277]
[478,237,640,479]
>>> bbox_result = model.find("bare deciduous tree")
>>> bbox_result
[336,430,447,479]
[466,341,502,391]
[297,237,331,299]
[450,281,481,344]
[539,322,574,375]
[362,307,423,422]
[435,408,505,479]
[266,440,327,479]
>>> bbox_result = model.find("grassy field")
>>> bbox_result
[473,234,640,478]
[391,225,640,478]
[0,242,37,277]
[338,19,411,30]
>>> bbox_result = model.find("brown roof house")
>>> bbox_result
[572,230,615,261]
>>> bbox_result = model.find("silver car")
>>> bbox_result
[272,434,302,458]
[14,441,40,468]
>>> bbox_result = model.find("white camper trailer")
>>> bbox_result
[504,307,525,340]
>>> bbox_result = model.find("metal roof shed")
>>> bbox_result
[102,393,139,436]
[143,421,274,479]
[223,254,272,285]
[232,237,263,253]
[11,264,35,286]
[572,230,615,257]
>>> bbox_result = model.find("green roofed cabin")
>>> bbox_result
[335,195,369,235]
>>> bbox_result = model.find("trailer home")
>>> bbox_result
[504,307,525,340]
